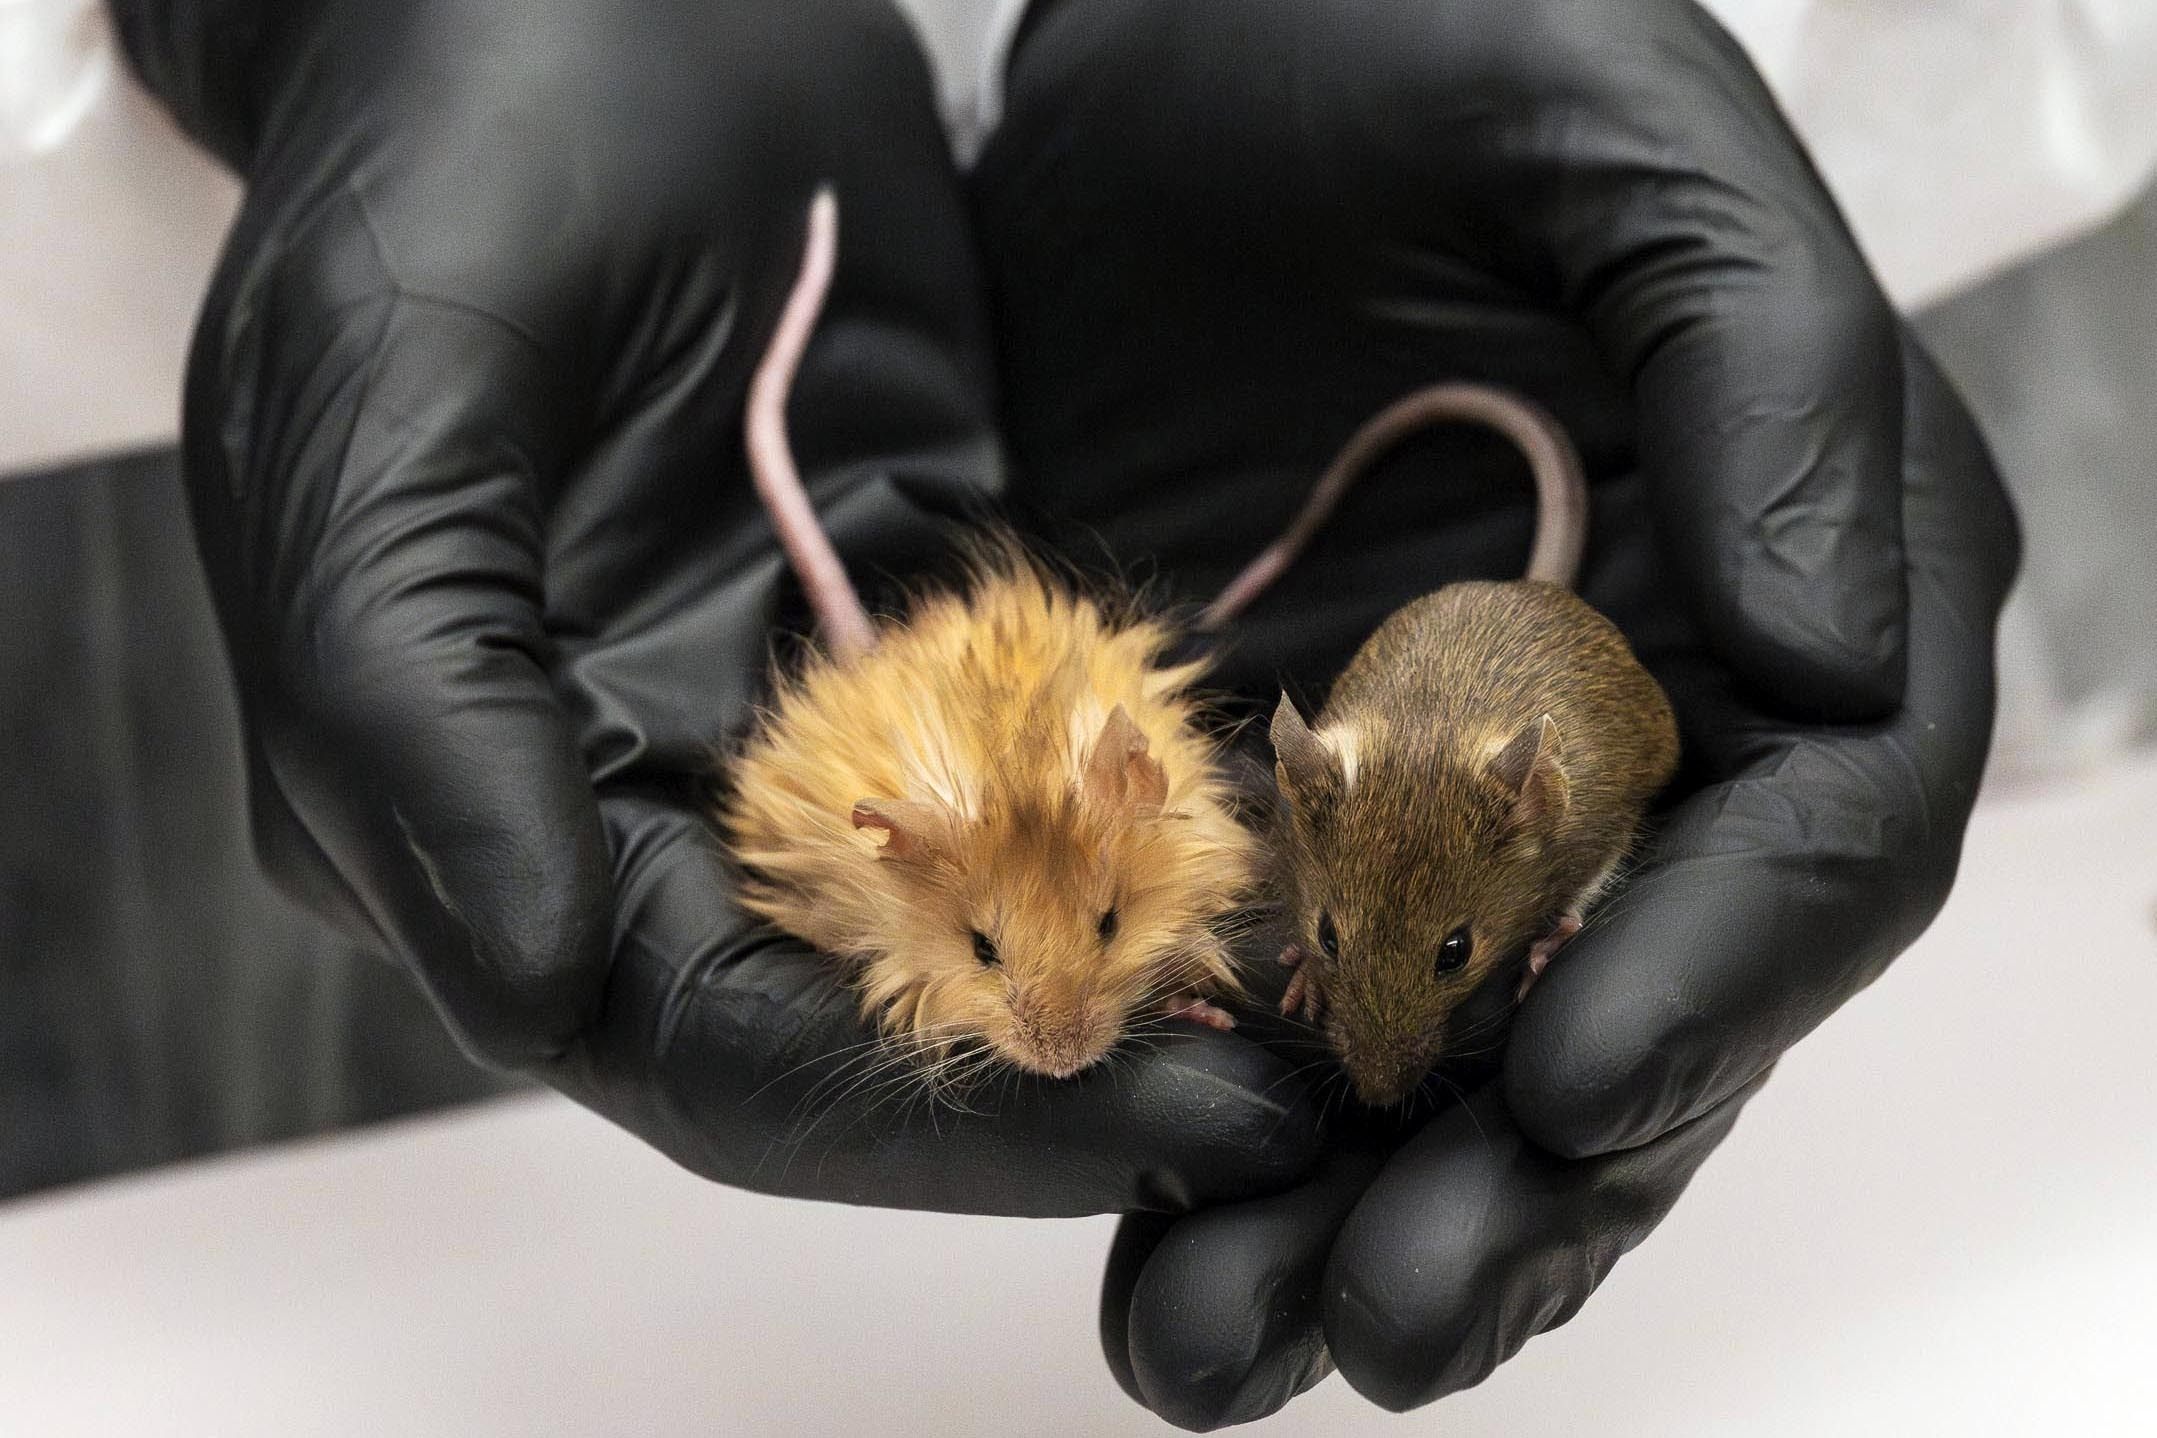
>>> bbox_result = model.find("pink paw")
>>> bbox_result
[1165,995,1237,1032]
[1278,947,1324,1022]
[1518,913,1584,999]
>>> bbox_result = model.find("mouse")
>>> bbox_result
[1202,385,1680,1108]
[716,186,1258,1082]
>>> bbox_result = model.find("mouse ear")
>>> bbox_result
[1488,714,1568,830]
[1083,705,1169,818]
[1271,692,1340,809]
[851,798,952,862]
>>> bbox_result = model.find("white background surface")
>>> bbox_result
[4,751,2153,1435]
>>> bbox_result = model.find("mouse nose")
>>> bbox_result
[1349,1070,1413,1108]
[1345,1051,1428,1109]
[1007,986,1116,1078]
[1011,1029,1112,1080]
[1035,1052,1094,1081]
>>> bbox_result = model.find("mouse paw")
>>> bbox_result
[1279,954,1324,1023]
[1164,994,1236,1032]
[1519,913,1584,999]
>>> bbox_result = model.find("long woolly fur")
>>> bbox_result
[716,533,1260,1077]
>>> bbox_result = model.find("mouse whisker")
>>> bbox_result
[791,1056,923,1134]
[747,1030,909,1109]
[781,1048,915,1130]
[794,1026,986,1124]
[1426,1070,1494,1157]
[775,1019,986,1124]
[1259,1056,1346,1103]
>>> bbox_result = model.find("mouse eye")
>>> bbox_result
[1317,911,1340,961]
[971,929,1001,968]
[1435,926,1472,976]
[1098,907,1119,943]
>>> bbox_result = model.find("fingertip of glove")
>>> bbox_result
[1503,1057,1640,1162]
[1122,1216,1335,1430]
[1130,1029,1324,1204]
[1321,1145,1510,1411]
[1128,1307,1331,1432]
[1324,1279,1464,1414]
[1100,1213,1174,1409]
[1502,999,1737,1161]
[413,821,615,1072]
[315,701,615,1074]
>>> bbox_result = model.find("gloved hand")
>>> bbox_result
[974,0,2020,1423]
[106,0,1321,1214]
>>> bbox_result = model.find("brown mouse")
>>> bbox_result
[718,187,1257,1083]
[1205,387,1679,1107]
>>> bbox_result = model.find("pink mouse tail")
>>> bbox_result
[1199,382,1589,630]
[745,185,878,663]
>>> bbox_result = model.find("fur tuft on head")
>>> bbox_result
[719,546,1255,1078]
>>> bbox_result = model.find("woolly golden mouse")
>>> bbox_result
[718,187,1256,1082]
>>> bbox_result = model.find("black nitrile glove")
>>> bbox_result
[107,0,1321,1215]
[975,0,2019,1424]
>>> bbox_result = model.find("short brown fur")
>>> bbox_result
[1274,580,1677,1105]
